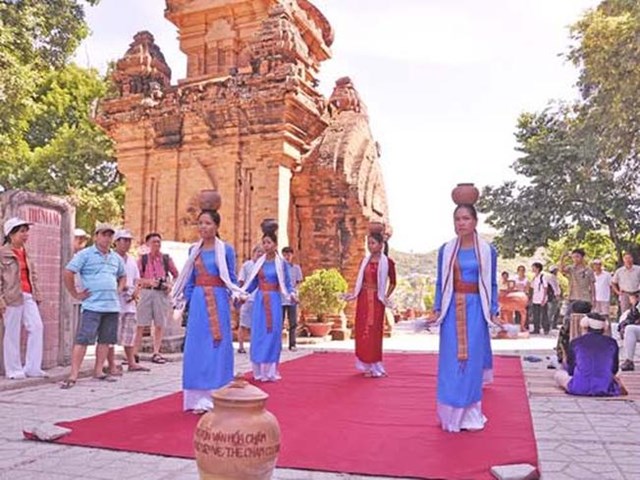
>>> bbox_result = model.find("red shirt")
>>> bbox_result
[137,252,179,280]
[12,248,32,294]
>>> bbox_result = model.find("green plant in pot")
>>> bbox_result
[298,268,348,336]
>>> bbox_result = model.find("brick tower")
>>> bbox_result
[96,0,389,293]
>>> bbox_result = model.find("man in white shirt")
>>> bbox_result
[530,262,549,334]
[612,252,640,318]
[592,258,612,321]
[107,229,149,373]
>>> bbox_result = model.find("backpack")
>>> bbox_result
[546,283,556,302]
[541,275,555,302]
[141,253,171,278]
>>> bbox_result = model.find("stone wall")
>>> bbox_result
[0,190,75,375]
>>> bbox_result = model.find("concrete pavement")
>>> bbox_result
[0,322,638,479]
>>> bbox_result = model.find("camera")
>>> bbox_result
[156,277,169,291]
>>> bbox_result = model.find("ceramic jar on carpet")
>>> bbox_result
[194,377,281,480]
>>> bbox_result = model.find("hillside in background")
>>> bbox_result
[390,233,542,279]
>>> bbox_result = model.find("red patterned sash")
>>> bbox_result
[453,260,475,361]
[194,255,222,342]
[258,269,278,332]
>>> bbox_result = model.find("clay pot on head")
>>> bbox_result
[451,183,479,206]
[260,218,278,235]
[194,377,281,480]
[368,221,385,235]
[199,190,222,211]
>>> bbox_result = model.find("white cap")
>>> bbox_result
[74,228,88,238]
[114,229,134,242]
[3,217,32,237]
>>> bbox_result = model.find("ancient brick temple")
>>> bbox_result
[96,0,389,294]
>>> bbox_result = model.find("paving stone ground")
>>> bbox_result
[0,321,638,480]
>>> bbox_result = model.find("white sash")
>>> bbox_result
[350,254,392,307]
[170,238,240,307]
[434,232,496,327]
[238,253,291,301]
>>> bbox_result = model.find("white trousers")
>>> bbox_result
[2,293,44,378]
[623,325,640,361]
[252,362,281,382]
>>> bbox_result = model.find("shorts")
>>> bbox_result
[118,312,137,347]
[137,289,171,327]
[239,301,253,329]
[75,310,119,345]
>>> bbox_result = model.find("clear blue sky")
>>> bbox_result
[76,0,600,252]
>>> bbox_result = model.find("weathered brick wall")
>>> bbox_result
[291,77,388,296]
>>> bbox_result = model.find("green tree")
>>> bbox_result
[568,0,640,166]
[0,1,122,229]
[479,106,640,262]
[480,0,640,263]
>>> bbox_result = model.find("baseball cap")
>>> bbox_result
[73,228,88,238]
[114,229,134,241]
[94,222,116,235]
[3,217,32,237]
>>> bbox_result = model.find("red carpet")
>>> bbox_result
[55,353,538,479]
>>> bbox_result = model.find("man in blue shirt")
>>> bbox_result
[554,313,624,397]
[61,223,125,389]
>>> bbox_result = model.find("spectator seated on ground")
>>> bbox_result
[618,291,640,371]
[554,313,626,397]
[555,300,592,366]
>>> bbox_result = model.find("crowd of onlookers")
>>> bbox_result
[500,248,640,397]
[0,217,303,388]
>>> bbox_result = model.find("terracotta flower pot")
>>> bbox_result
[199,189,222,211]
[451,183,479,206]
[194,377,281,480]
[306,322,333,337]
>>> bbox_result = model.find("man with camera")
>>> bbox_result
[136,233,179,364]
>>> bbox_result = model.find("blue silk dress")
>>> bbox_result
[434,245,498,432]
[245,259,292,381]
[182,245,237,410]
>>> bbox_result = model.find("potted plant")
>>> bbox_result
[298,268,348,337]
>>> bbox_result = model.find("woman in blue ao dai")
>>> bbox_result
[242,232,293,382]
[428,204,500,432]
[180,210,238,413]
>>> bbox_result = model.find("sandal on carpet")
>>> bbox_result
[93,374,117,382]
[128,365,151,372]
[151,353,167,364]
[60,379,77,389]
